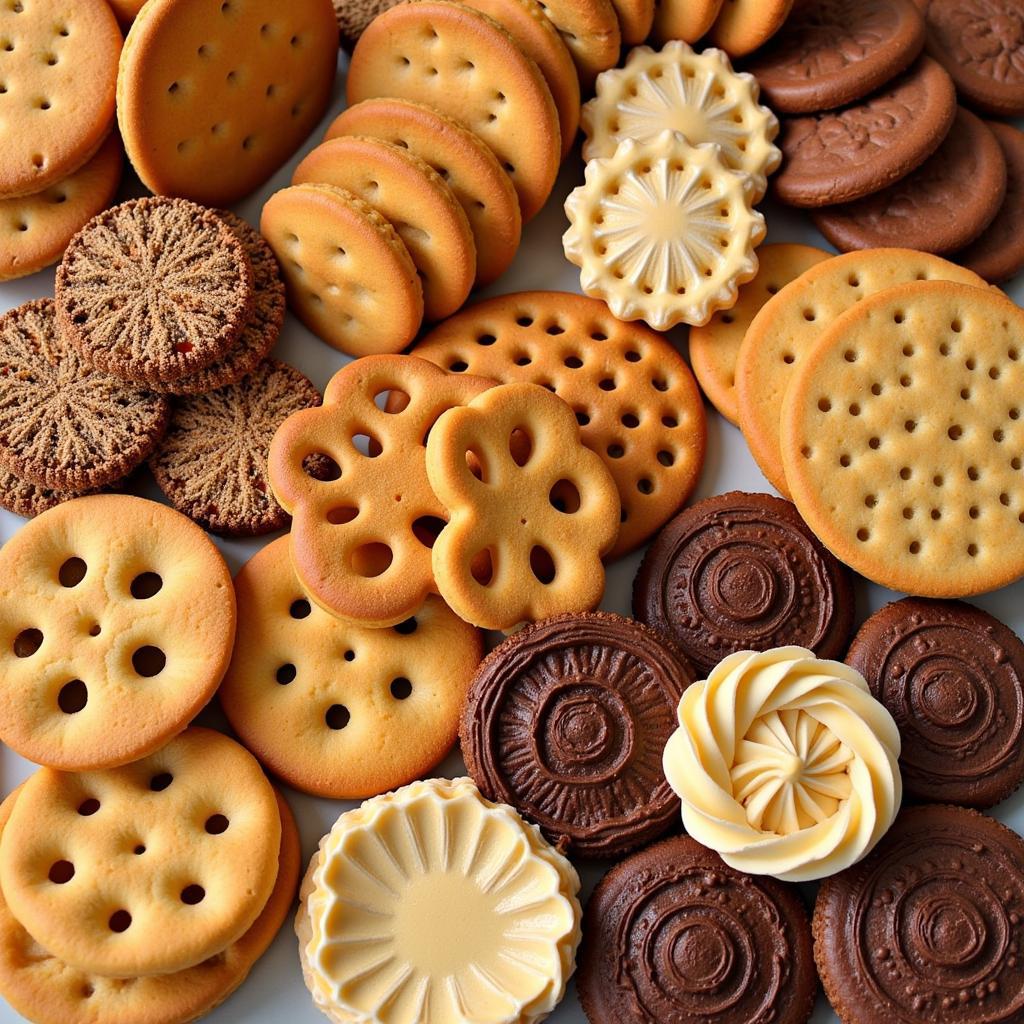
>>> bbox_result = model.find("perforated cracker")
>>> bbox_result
[533,0,620,87]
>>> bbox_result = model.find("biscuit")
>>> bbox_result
[268,355,492,627]
[736,248,987,497]
[708,0,794,56]
[221,537,482,799]
[534,0,619,89]
[0,727,280,978]
[0,467,107,519]
[332,0,400,47]
[260,182,423,356]
[607,0,653,45]
[150,360,322,537]
[325,98,521,287]
[0,494,236,770]
[107,0,145,27]
[410,290,707,556]
[780,280,1024,597]
[425,382,621,631]
[347,1,561,221]
[293,136,475,322]
[0,0,120,199]
[652,0,723,44]
[117,0,338,205]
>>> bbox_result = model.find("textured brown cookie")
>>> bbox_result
[814,804,1024,1024]
[461,611,694,858]
[814,106,1006,253]
[151,360,320,537]
[0,299,169,490]
[333,0,401,47]
[579,835,817,1024]
[633,491,854,677]
[55,197,254,385]
[0,468,106,519]
[775,56,957,208]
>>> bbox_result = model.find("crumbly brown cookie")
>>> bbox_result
[0,468,106,519]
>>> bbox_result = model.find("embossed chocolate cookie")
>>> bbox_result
[460,612,694,858]
[633,492,854,677]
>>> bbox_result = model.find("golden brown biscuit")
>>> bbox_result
[609,0,655,45]
[709,0,794,56]
[652,0,723,43]
[536,0,620,89]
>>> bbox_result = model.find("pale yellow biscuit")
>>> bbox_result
[781,281,1024,597]
[708,0,794,57]
[536,0,620,90]
[652,0,723,43]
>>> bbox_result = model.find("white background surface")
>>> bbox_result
[1,52,1023,1024]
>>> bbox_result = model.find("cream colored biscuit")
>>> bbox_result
[708,0,794,57]
[652,0,723,43]
[535,0,620,90]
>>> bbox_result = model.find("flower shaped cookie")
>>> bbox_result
[663,647,902,882]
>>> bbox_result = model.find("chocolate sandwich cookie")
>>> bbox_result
[460,612,694,858]
[633,491,854,677]
[815,804,1024,1024]
[579,835,817,1024]
[847,598,1024,808]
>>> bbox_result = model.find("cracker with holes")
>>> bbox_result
[410,291,706,556]
[708,0,793,57]
[221,537,482,799]
[0,494,235,770]
[117,0,337,206]
[347,1,560,222]
[269,355,492,627]
[781,281,1024,598]
[534,0,619,89]
[425,382,621,631]
[0,728,280,978]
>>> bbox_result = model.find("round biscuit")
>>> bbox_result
[536,0,620,89]
[652,0,723,43]
[708,0,793,56]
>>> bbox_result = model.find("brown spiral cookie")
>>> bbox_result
[579,835,817,1024]
[814,804,1024,1024]
[460,611,694,858]
[847,598,1024,808]
[633,491,854,677]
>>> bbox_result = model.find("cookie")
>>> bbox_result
[565,132,765,330]
[578,836,817,1024]
[736,248,987,497]
[581,41,781,201]
[708,0,794,57]
[347,1,561,221]
[0,0,120,198]
[633,492,855,676]
[332,0,400,47]
[0,299,169,490]
[426,382,621,631]
[462,612,693,856]
[814,804,1024,1024]
[814,106,1006,253]
[150,360,321,537]
[608,0,653,45]
[0,131,122,282]
[325,98,521,287]
[774,56,957,208]
[780,280,1024,597]
[0,467,107,519]
[689,243,829,425]
[748,0,926,114]
[260,182,423,356]
[847,598,1024,808]
[410,290,707,556]
[534,0,619,89]
[107,0,145,28]
[0,494,236,770]
[117,0,338,205]
[221,537,482,799]
[652,0,724,44]
[292,136,475,322]
[0,727,280,978]
[55,197,255,386]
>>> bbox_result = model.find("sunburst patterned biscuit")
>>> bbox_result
[564,130,765,330]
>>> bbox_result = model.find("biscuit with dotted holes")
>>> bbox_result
[652,0,723,44]
[0,494,236,771]
[293,136,475,322]
[708,0,794,57]
[426,382,621,631]
[690,243,829,426]
[410,291,706,557]
[0,785,300,1024]
[116,0,338,206]
[736,249,987,497]
[781,280,1024,597]
[261,183,424,356]
[533,0,620,89]
[347,1,560,221]
[0,727,280,979]
[221,537,483,799]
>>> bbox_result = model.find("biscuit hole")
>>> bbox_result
[1011,347,1020,361]
[352,433,382,457]
[599,378,616,391]
[968,466,980,481]
[471,548,496,586]
[621,412,639,428]
[132,647,165,677]
[900,374,912,388]
[995,428,1006,443]
[783,353,795,364]
[864,494,877,508]
[344,649,355,661]
[607,443,625,459]
[550,479,581,513]
[894,313,905,325]
[939,343,950,357]
[961,388,971,400]
[970,506,980,519]
[130,572,162,599]
[375,387,410,413]
[325,704,350,730]
[1013,457,1022,470]
[847,275,859,287]
[966,357,976,371]
[390,677,412,700]
[545,323,565,335]
[476,333,496,346]
[48,860,74,884]
[903,507,914,520]
[448,359,468,372]
[181,885,205,905]
[276,664,296,685]
[58,557,86,587]
[513,353,532,366]
[133,845,145,855]
[575,410,590,427]
[909,541,921,555]
[900,467,912,480]
[662,415,678,428]
[1011,408,1020,420]
[290,599,311,619]
[849,403,861,416]
[990,366,1002,380]
[839,454,851,468]
[869,437,881,449]
[109,910,132,933]
[801,446,813,459]
[904,419,916,433]
[844,349,857,363]
[530,546,556,584]
[303,453,342,481]
[803,310,815,322]
[1001,492,1011,506]
[351,543,393,577]
[412,516,446,548]
[818,398,831,412]
[652,378,668,392]
[564,355,583,368]
[658,450,675,467]
[326,506,358,525]
[931,508,942,520]
[968,544,979,557]
[856,528,870,542]
[871,383,882,396]
[516,315,534,327]
[58,680,87,714]
[510,428,532,467]
[638,478,654,494]
[933,474,943,487]
[394,617,417,635]
[78,798,100,816]
[948,425,963,441]
[13,627,42,657]
[150,772,173,792]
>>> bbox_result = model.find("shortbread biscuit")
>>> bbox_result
[736,248,987,497]
[536,0,620,89]
[347,1,560,221]
[608,0,654,45]
[0,728,280,979]
[0,467,107,519]
[261,183,423,356]
[652,0,723,44]
[0,494,236,770]
[709,0,794,56]
[781,281,1024,597]
[117,0,338,205]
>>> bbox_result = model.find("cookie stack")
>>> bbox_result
[652,0,793,56]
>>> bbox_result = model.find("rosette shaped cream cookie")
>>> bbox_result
[564,131,765,330]
[297,777,581,1024]
[663,647,902,883]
